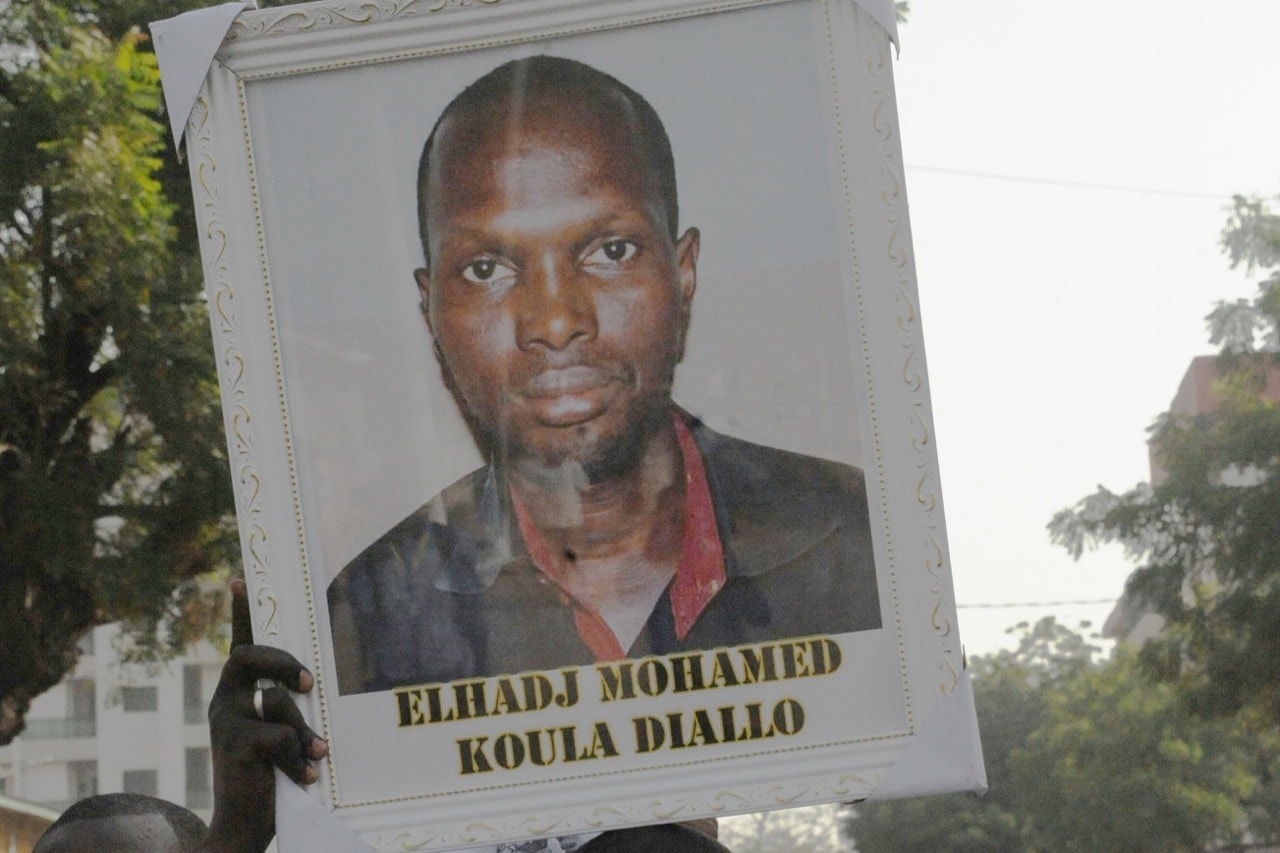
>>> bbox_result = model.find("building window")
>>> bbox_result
[69,761,98,800]
[183,665,205,725]
[21,679,102,737]
[121,686,158,712]
[122,770,158,797]
[186,748,212,810]
[68,679,96,722]
[77,630,95,656]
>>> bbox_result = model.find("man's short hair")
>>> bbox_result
[416,55,679,270]
[580,824,732,851]
[35,793,206,852]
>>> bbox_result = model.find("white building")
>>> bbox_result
[0,623,225,824]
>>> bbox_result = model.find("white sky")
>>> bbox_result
[892,0,1280,655]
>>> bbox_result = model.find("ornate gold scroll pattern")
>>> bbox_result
[227,0,500,40]
[821,0,915,732]
[907,402,928,454]
[230,72,333,791]
[366,774,879,849]
[861,12,958,695]
[189,90,280,642]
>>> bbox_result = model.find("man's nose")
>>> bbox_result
[515,257,597,351]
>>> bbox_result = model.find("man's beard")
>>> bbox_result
[433,342,678,484]
[484,389,674,485]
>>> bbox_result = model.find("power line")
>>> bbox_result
[957,597,1116,610]
[905,164,1232,201]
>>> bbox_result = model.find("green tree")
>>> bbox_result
[719,804,847,853]
[846,619,1260,851]
[845,618,1096,853]
[1011,649,1249,851]
[1049,194,1280,725]
[0,0,234,744]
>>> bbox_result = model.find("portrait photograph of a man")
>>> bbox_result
[186,0,978,834]
[326,55,881,694]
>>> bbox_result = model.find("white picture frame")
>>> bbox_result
[179,0,983,847]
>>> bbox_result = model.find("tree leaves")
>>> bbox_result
[845,621,1273,851]
[1,2,233,744]
[1050,196,1280,727]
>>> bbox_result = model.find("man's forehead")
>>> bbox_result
[432,89,640,170]
[427,105,658,224]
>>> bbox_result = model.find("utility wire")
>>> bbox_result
[905,164,1231,201]
[957,598,1116,610]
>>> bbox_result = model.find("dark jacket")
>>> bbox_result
[328,420,880,694]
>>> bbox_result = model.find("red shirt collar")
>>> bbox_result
[509,413,727,661]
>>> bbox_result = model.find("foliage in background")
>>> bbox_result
[718,803,847,853]
[846,619,1273,851]
[1049,194,1280,725]
[0,0,234,745]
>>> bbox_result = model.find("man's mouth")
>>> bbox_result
[519,365,626,425]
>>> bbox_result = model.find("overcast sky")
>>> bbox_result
[891,0,1280,654]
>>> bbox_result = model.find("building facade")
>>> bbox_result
[0,623,224,825]
[1104,354,1280,644]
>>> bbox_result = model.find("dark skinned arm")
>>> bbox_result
[199,579,328,853]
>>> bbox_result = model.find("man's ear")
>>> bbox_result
[414,267,433,333]
[675,227,699,310]
[673,227,699,361]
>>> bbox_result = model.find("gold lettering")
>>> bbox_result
[526,728,558,766]
[452,681,487,720]
[809,638,841,674]
[780,641,809,679]
[426,684,449,722]
[521,673,553,710]
[687,709,720,747]
[739,645,778,684]
[555,669,579,707]
[669,653,705,692]
[708,652,741,688]
[457,737,492,774]
[633,716,665,752]
[582,721,619,759]
[492,732,525,769]
[394,689,423,727]
[597,661,636,702]
[490,678,521,715]
[635,658,669,696]
[773,698,805,735]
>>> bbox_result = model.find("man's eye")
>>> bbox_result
[584,239,638,266]
[461,258,513,284]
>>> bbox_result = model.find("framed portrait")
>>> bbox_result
[168,0,983,847]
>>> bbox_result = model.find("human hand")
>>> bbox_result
[201,578,328,853]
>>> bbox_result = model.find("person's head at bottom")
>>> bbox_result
[34,793,207,853]
[581,822,731,852]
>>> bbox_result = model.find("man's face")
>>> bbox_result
[418,94,698,476]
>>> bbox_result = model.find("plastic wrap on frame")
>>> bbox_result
[150,2,252,148]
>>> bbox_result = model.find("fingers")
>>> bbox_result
[226,580,312,692]
[258,686,328,763]
[244,719,317,786]
[222,644,314,694]
[215,579,327,790]
[230,578,253,650]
